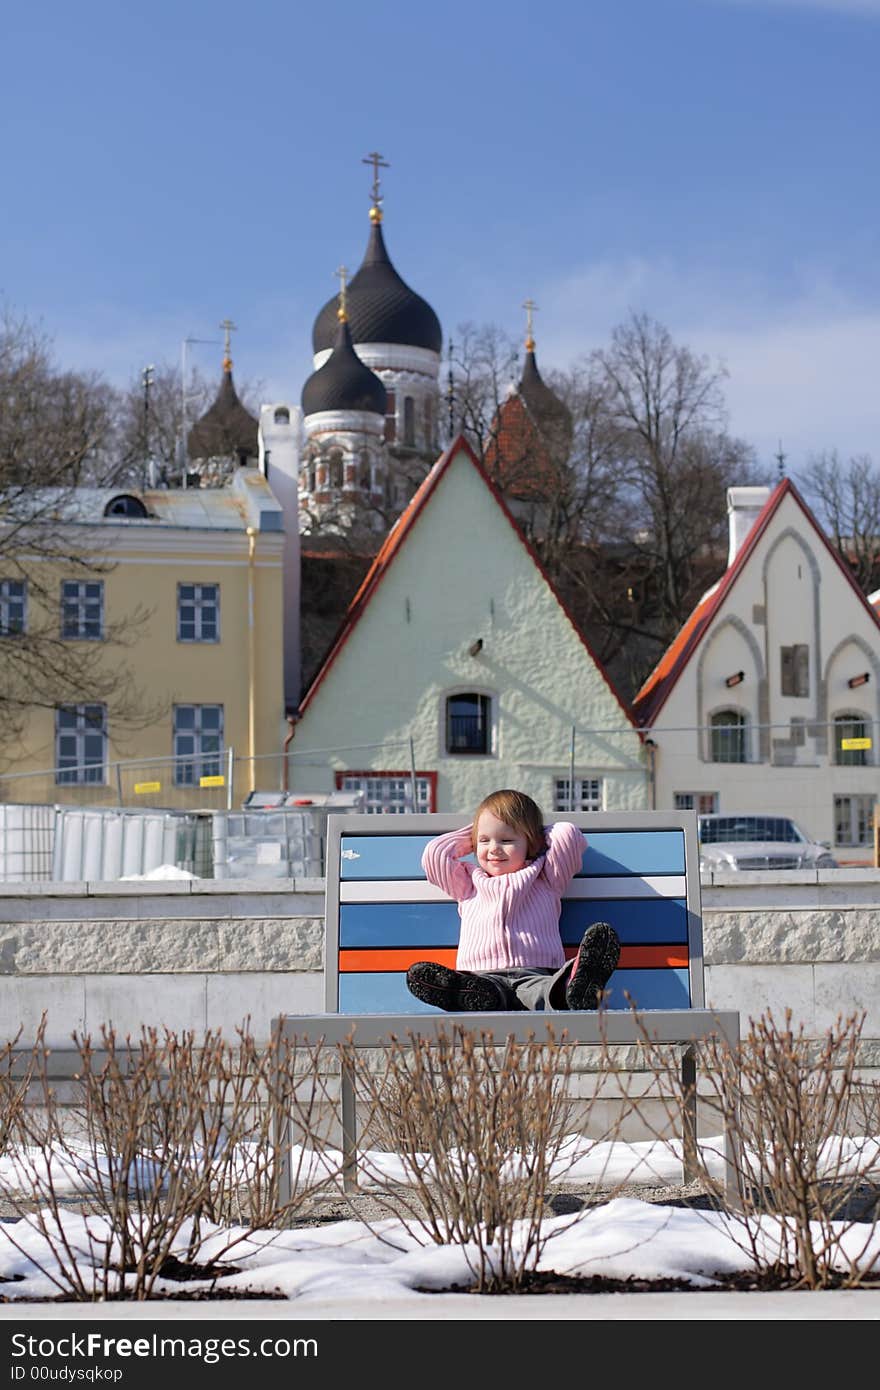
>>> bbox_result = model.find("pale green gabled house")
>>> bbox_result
[293,436,648,815]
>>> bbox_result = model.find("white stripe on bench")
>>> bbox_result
[339,875,687,904]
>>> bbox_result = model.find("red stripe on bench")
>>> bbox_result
[341,948,458,972]
[339,945,688,973]
[564,944,688,969]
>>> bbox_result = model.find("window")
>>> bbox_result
[554,778,603,812]
[273,407,290,425]
[674,792,719,814]
[699,815,804,844]
[781,644,809,697]
[833,713,870,767]
[403,396,415,447]
[328,450,344,489]
[61,580,104,640]
[834,794,874,847]
[0,579,26,636]
[55,704,107,784]
[423,397,433,451]
[710,710,748,763]
[302,457,316,493]
[384,391,396,443]
[177,583,220,643]
[173,704,224,786]
[336,772,434,813]
[445,693,492,755]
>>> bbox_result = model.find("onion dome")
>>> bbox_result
[187,361,258,463]
[312,211,442,356]
[518,348,573,454]
[301,316,387,418]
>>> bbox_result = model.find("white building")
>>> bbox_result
[292,436,647,815]
[632,481,880,857]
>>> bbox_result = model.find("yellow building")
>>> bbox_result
[1,468,286,808]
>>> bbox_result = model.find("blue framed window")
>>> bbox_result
[56,704,107,784]
[177,583,220,642]
[61,580,104,640]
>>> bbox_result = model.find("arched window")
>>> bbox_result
[302,457,316,493]
[403,396,415,447]
[358,453,371,489]
[834,713,870,766]
[328,449,344,489]
[710,709,747,763]
[384,391,397,443]
[273,406,290,425]
[445,692,492,755]
[423,396,433,450]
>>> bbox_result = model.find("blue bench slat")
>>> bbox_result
[339,830,685,881]
[339,967,691,1015]
[339,898,688,948]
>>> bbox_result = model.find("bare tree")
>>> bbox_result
[797,450,880,595]
[111,361,265,489]
[0,311,162,759]
[589,312,762,678]
[447,322,521,461]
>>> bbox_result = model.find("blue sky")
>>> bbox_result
[2,0,878,470]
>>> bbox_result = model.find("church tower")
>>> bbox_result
[301,154,443,524]
[483,301,573,538]
[187,320,259,483]
[300,267,388,532]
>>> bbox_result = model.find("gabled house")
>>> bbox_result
[293,436,647,813]
[632,480,880,856]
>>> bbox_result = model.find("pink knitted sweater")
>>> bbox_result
[421,822,587,972]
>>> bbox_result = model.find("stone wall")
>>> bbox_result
[0,870,877,1059]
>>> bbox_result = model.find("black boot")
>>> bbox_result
[406,961,505,1012]
[565,923,621,1010]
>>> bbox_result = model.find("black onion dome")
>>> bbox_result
[518,349,573,454]
[301,318,388,417]
[187,369,258,461]
[312,220,442,356]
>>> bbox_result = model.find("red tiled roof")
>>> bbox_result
[299,433,638,731]
[483,394,560,501]
[632,477,880,727]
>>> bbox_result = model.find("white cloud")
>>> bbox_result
[530,257,879,470]
[710,0,880,15]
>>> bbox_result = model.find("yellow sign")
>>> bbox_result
[134,781,162,794]
[199,774,226,787]
[841,737,872,750]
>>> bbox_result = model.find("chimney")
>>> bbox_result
[727,486,771,567]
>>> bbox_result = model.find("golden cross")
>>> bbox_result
[522,299,538,351]
[362,151,390,207]
[334,265,348,322]
[219,318,237,369]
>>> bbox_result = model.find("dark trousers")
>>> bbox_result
[470,961,575,1012]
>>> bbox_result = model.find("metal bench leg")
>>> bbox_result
[681,1045,698,1184]
[341,1054,358,1194]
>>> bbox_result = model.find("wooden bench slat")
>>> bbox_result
[338,966,693,1014]
[339,829,687,879]
[339,874,688,903]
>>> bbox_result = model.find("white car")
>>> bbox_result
[697,814,838,872]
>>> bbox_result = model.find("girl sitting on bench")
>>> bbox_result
[406,788,620,1013]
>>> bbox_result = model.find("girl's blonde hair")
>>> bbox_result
[471,789,546,861]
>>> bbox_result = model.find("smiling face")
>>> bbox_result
[475,810,531,876]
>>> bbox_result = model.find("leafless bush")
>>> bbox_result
[630,1008,880,1289]
[337,1025,637,1292]
[0,1020,341,1299]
